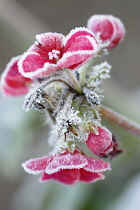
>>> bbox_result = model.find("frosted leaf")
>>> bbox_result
[22,86,45,111]
[87,61,111,88]
[55,94,82,132]
[83,87,104,106]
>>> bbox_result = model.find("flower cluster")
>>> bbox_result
[0,14,125,185]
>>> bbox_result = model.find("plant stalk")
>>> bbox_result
[99,105,140,138]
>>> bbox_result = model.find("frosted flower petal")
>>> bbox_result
[36,32,64,51]
[80,169,105,183]
[0,56,31,97]
[40,169,80,185]
[83,156,111,172]
[18,52,58,78]
[22,155,53,175]
[58,51,95,70]
[46,150,88,174]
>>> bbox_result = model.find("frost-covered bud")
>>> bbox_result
[86,127,113,156]
[87,14,126,49]
[0,56,31,97]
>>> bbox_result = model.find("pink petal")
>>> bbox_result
[86,127,113,156]
[18,52,58,78]
[22,155,52,175]
[80,169,105,183]
[36,32,64,52]
[46,150,88,174]
[83,156,111,173]
[40,169,80,185]
[1,56,31,97]
[64,27,96,49]
[109,18,126,49]
[28,44,53,62]
[58,51,95,70]
[64,33,98,53]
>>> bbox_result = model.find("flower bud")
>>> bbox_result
[86,127,113,156]
[87,14,126,49]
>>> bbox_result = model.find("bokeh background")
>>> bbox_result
[0,0,140,210]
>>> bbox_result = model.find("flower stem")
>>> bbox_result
[99,105,140,138]
[64,69,82,94]
[40,77,76,93]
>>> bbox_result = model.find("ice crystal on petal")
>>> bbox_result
[22,150,111,185]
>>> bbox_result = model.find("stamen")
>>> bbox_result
[48,50,60,60]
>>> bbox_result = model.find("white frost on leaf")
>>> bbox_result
[87,61,111,88]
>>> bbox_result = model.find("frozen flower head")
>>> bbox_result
[87,14,126,49]
[22,150,111,185]
[0,56,31,97]
[85,127,113,156]
[18,27,98,78]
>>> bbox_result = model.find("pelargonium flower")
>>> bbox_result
[18,27,98,79]
[85,127,113,156]
[0,56,32,97]
[22,150,111,185]
[87,14,126,49]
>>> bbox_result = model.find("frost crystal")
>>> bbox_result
[83,87,104,105]
[56,107,82,132]
[23,86,45,111]
[87,62,111,88]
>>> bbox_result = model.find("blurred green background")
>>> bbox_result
[0,0,140,210]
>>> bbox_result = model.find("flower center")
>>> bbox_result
[48,50,60,60]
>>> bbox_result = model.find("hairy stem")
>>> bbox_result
[64,69,82,94]
[99,105,140,138]
[40,77,77,93]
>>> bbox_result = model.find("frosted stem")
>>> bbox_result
[40,77,76,93]
[64,69,82,94]
[99,105,140,138]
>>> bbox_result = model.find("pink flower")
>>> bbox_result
[87,15,126,49]
[85,127,113,156]
[22,150,111,185]
[0,56,32,97]
[18,27,98,79]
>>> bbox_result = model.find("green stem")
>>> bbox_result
[64,69,82,94]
